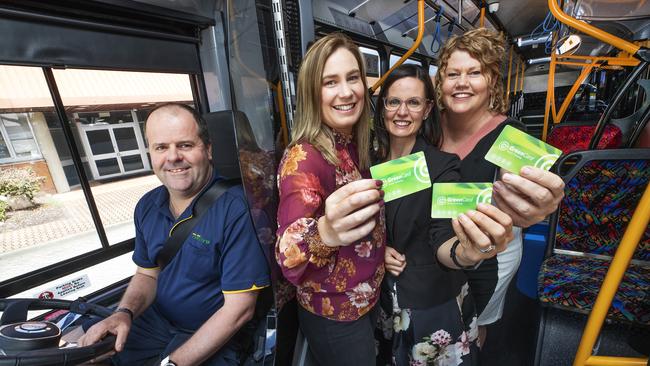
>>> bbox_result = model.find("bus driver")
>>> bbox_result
[79,103,270,366]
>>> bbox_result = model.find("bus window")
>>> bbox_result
[429,64,439,87]
[389,54,422,68]
[359,46,380,94]
[0,66,194,288]
[10,253,135,301]
[0,65,102,283]
[52,69,193,245]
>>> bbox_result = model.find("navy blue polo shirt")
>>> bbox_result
[132,173,270,331]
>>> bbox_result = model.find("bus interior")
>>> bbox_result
[0,0,649,365]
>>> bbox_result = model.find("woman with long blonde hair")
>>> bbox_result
[275,33,384,365]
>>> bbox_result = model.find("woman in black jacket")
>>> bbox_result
[373,64,513,366]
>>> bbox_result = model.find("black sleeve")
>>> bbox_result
[460,120,528,316]
[428,152,462,255]
[465,257,498,316]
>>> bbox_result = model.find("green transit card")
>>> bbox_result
[431,183,493,218]
[484,125,562,174]
[370,151,431,202]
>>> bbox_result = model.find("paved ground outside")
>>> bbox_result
[0,174,160,284]
[0,174,160,252]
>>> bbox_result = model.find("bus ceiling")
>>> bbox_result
[312,0,649,65]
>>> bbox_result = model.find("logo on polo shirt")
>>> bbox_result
[191,232,211,245]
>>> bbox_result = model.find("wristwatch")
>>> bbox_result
[160,355,177,366]
[114,307,134,321]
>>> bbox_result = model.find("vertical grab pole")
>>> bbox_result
[506,45,514,105]
[275,82,289,147]
[514,58,520,98]
[519,59,525,92]
[542,50,558,141]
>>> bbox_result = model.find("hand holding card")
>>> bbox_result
[485,125,562,174]
[486,126,566,227]
[370,151,431,202]
[431,183,493,218]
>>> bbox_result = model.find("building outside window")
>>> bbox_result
[0,65,194,284]
[0,113,42,163]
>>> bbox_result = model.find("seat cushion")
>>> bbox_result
[547,124,622,154]
[538,255,650,325]
[554,158,650,259]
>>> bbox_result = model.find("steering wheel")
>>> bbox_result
[0,298,116,366]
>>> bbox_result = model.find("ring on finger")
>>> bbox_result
[479,245,495,254]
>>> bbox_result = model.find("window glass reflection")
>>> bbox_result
[0,65,104,283]
[0,65,195,284]
[429,65,438,88]
[52,68,193,245]
[114,128,139,151]
[0,113,42,161]
[360,46,381,95]
[87,130,115,155]
[389,54,422,68]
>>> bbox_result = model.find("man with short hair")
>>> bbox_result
[80,103,270,366]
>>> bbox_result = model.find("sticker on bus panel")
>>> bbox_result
[484,125,562,174]
[370,151,431,202]
[34,274,91,299]
[431,183,493,218]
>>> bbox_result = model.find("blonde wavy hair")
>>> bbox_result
[435,28,508,114]
[290,33,372,170]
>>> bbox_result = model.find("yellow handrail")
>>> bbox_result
[584,356,648,366]
[556,55,639,66]
[514,58,520,96]
[506,45,514,102]
[519,58,525,92]
[548,0,640,56]
[370,0,425,93]
[573,182,650,366]
[541,52,641,140]
[275,81,289,147]
[542,50,558,141]
[555,63,595,124]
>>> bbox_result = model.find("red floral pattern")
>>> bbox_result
[276,132,386,321]
[547,124,622,154]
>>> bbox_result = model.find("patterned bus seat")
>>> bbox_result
[538,150,650,325]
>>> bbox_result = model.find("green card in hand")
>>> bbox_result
[485,125,562,174]
[431,183,493,218]
[370,151,431,202]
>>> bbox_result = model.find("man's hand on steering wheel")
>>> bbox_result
[78,311,131,352]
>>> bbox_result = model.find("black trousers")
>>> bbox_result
[297,304,378,366]
[275,298,299,366]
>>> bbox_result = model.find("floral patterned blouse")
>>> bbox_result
[276,131,386,321]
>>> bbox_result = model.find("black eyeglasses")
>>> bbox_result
[383,97,430,112]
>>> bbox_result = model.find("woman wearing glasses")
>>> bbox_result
[373,64,513,366]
